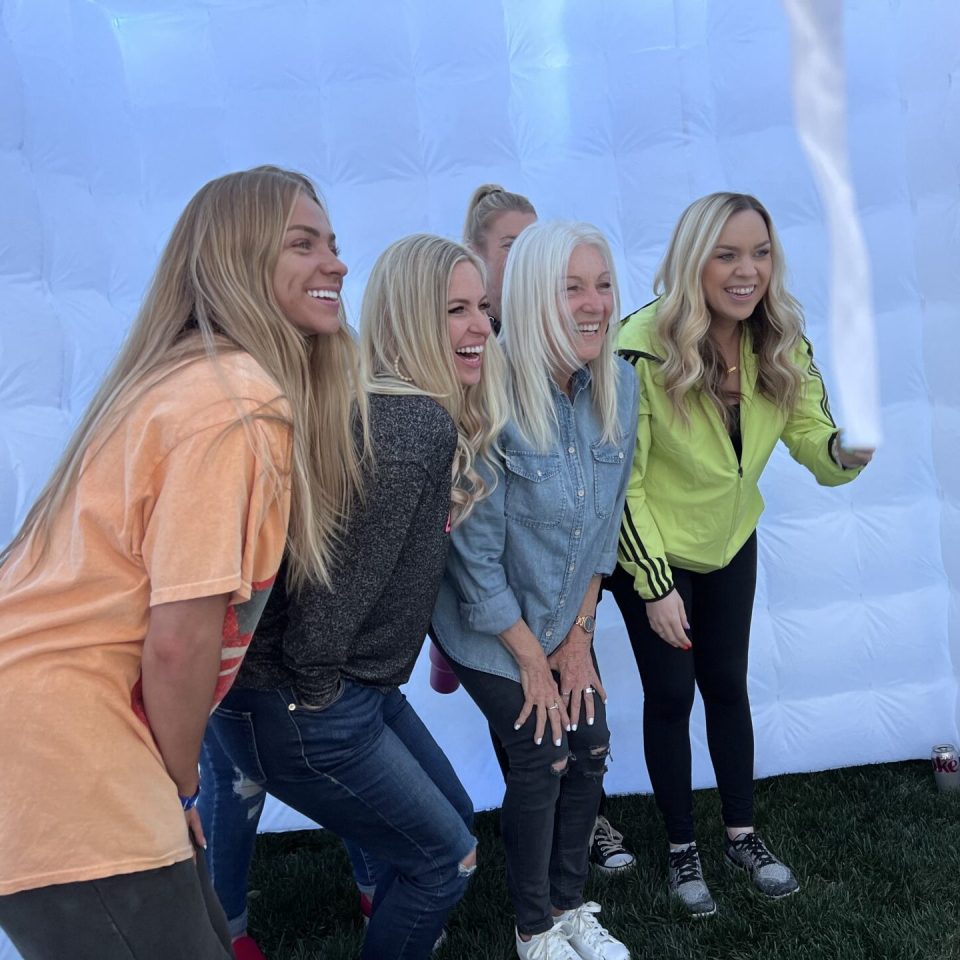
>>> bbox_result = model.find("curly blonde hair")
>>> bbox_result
[654,192,805,426]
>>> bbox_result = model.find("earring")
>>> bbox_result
[393,355,413,383]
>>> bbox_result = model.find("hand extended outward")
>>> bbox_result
[837,445,874,468]
[645,589,691,650]
[833,433,874,469]
[547,631,606,731]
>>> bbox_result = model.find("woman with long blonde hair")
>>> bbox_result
[201,233,504,960]
[433,220,638,960]
[0,166,364,959]
[609,192,872,917]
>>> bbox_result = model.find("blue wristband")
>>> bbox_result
[179,784,201,811]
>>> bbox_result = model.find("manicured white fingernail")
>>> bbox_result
[554,739,562,746]
[514,723,521,730]
[536,737,542,745]
[587,717,594,726]
[572,724,578,731]
[566,724,572,732]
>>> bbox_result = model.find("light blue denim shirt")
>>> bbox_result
[432,357,639,682]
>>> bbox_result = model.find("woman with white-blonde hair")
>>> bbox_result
[202,233,505,960]
[608,192,872,918]
[0,165,364,959]
[432,220,638,960]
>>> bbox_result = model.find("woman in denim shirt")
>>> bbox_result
[432,221,639,960]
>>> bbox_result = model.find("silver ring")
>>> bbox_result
[547,702,560,711]
[584,686,595,695]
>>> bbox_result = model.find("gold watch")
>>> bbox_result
[574,614,596,634]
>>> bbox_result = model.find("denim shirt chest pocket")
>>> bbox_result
[503,450,566,528]
[591,441,627,519]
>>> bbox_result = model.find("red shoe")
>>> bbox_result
[232,934,267,960]
[359,891,374,926]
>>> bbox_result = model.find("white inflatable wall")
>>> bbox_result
[1,2,958,953]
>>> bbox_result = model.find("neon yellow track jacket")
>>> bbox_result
[616,300,862,601]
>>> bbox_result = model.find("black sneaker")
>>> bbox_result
[724,832,800,898]
[668,843,716,917]
[589,816,636,874]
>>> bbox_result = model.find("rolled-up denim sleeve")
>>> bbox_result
[596,364,640,576]
[445,459,523,636]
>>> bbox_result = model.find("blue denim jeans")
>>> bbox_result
[205,681,476,960]
[200,726,384,936]
[199,720,268,939]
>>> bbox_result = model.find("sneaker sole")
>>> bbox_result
[723,851,801,899]
[591,859,637,876]
[669,891,717,918]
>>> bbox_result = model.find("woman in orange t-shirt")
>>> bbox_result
[0,166,366,960]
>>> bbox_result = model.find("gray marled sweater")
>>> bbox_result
[235,393,457,706]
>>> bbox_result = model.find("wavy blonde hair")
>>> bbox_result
[2,166,367,591]
[502,220,623,451]
[359,234,506,525]
[653,192,804,427]
[462,183,537,253]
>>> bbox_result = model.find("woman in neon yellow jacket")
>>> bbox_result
[607,192,872,918]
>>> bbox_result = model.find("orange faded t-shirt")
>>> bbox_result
[0,350,291,895]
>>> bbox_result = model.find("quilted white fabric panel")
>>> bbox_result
[0,7,957,950]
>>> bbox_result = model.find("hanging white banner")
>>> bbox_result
[783,0,883,448]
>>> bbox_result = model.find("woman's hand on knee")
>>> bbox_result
[645,590,691,650]
[514,657,569,747]
[547,640,606,730]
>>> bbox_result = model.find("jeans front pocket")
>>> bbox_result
[504,450,565,528]
[591,441,627,519]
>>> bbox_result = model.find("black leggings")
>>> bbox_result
[606,533,757,844]
[0,850,232,960]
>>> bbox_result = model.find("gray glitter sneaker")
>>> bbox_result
[723,832,800,899]
[668,843,716,917]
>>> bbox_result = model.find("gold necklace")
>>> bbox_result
[726,364,738,375]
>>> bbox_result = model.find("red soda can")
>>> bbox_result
[931,744,960,792]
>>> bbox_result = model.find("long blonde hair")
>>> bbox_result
[462,184,537,253]
[653,192,804,426]
[502,220,623,451]
[2,166,366,591]
[359,234,505,525]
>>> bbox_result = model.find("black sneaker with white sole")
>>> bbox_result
[589,816,636,874]
[723,831,800,899]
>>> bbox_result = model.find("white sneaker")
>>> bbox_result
[516,921,581,960]
[553,902,630,960]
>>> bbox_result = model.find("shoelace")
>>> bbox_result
[731,832,777,869]
[593,817,626,857]
[669,845,704,885]
[566,903,618,949]
[524,921,578,960]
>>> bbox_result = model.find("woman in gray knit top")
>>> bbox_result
[200,235,505,960]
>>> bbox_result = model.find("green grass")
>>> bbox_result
[247,761,960,960]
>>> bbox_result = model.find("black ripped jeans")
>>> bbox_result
[444,648,609,936]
